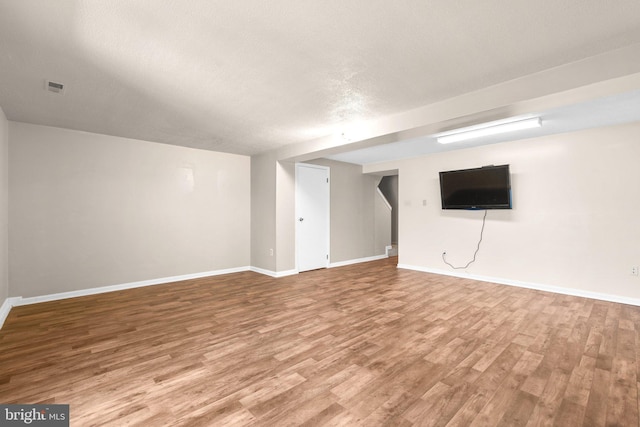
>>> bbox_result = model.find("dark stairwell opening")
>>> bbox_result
[377,175,398,254]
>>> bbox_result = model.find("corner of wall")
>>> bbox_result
[250,152,278,271]
[0,106,8,312]
[275,160,296,272]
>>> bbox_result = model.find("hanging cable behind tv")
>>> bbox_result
[442,210,488,269]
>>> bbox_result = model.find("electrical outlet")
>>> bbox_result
[632,266,639,276]
[269,248,274,256]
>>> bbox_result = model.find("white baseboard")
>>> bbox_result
[329,254,388,268]
[397,263,640,307]
[0,297,17,329]
[4,260,639,331]
[1,257,385,323]
[11,266,252,307]
[0,264,300,329]
[250,267,298,278]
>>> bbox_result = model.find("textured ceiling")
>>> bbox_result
[2,1,640,155]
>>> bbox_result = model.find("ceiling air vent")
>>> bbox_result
[46,80,65,94]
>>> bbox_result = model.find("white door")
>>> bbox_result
[296,164,330,272]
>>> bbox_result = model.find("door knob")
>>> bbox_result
[298,217,304,222]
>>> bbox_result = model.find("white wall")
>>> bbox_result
[0,108,8,307]
[397,122,640,300]
[9,122,250,298]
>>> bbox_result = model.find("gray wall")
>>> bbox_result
[275,161,296,272]
[249,154,297,273]
[311,159,389,263]
[250,151,277,272]
[251,156,388,273]
[9,122,251,298]
[0,108,8,305]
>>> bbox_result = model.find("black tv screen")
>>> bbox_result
[439,165,512,209]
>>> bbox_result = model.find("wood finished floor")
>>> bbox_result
[1,257,640,426]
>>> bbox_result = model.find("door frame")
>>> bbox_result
[295,163,330,272]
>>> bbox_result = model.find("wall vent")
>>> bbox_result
[46,80,65,94]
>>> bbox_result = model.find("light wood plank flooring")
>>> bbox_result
[1,257,640,426]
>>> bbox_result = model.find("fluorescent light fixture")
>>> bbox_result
[436,116,542,144]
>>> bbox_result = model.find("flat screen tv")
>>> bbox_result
[439,164,512,209]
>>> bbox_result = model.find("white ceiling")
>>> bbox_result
[327,89,640,165]
[2,1,640,157]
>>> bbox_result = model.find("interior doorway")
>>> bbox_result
[295,163,330,272]
[378,175,398,246]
